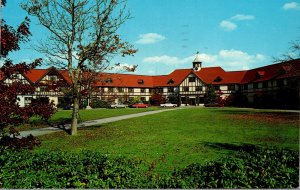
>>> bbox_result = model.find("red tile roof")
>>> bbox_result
[24,69,49,83]
[240,59,300,84]
[153,69,192,87]
[59,70,72,85]
[1,59,299,87]
[92,73,154,88]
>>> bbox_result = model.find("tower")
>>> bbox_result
[193,52,202,71]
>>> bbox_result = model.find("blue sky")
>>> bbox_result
[2,0,300,75]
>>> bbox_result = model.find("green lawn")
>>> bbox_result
[37,107,299,173]
[19,107,160,131]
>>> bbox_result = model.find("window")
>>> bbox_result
[154,88,163,93]
[244,85,248,90]
[128,88,134,93]
[105,78,113,83]
[168,87,174,92]
[213,85,220,90]
[118,87,124,93]
[195,86,203,91]
[141,97,146,101]
[263,82,268,88]
[141,88,146,93]
[167,79,174,85]
[253,83,258,89]
[214,76,222,82]
[277,80,284,88]
[228,85,235,91]
[49,75,57,81]
[183,86,189,92]
[107,87,114,93]
[24,97,32,106]
[189,77,196,82]
[138,79,144,84]
[40,86,47,92]
[149,88,154,93]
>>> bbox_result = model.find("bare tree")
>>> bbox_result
[22,0,137,135]
[276,40,300,62]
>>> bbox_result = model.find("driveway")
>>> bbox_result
[19,108,181,137]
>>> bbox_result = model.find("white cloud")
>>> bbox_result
[143,49,267,71]
[220,14,255,31]
[135,33,166,44]
[213,49,267,70]
[230,14,255,20]
[283,2,300,10]
[219,20,237,31]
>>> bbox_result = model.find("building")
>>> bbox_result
[1,54,299,109]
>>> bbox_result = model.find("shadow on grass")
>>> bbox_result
[213,108,299,117]
[46,118,73,135]
[202,142,260,153]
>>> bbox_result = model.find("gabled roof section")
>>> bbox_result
[0,68,33,84]
[24,68,49,83]
[59,70,72,85]
[153,69,192,87]
[24,67,72,85]
[193,67,225,84]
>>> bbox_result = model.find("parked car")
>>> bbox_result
[130,103,149,108]
[110,103,128,108]
[63,104,73,110]
[160,103,177,108]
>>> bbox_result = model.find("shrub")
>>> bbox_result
[170,147,299,188]
[0,149,148,188]
[90,99,110,108]
[0,147,298,188]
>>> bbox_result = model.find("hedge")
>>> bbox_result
[0,147,298,188]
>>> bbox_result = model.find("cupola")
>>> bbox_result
[193,52,202,71]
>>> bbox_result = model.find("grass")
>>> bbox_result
[36,107,299,173]
[18,107,160,131]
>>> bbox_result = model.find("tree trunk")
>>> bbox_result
[71,81,80,135]
[71,96,79,135]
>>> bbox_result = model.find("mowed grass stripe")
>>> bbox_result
[37,108,299,173]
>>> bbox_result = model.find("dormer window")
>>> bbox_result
[167,79,174,85]
[214,76,222,82]
[105,78,113,83]
[280,65,292,74]
[256,71,265,78]
[138,79,144,84]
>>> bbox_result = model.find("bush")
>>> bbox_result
[0,147,298,188]
[0,149,148,188]
[90,100,110,108]
[169,147,299,188]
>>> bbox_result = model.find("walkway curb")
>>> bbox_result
[19,108,180,137]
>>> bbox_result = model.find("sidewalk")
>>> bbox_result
[19,108,180,137]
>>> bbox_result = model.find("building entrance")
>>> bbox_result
[189,98,196,106]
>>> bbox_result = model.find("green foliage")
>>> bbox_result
[204,84,217,105]
[0,147,298,188]
[90,99,110,108]
[169,147,299,188]
[0,149,147,188]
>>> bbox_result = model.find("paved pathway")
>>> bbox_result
[19,108,181,137]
